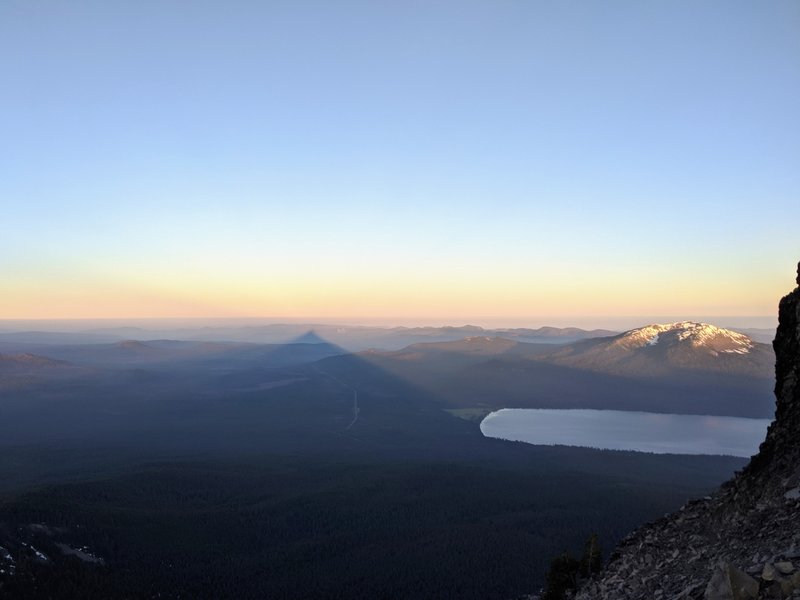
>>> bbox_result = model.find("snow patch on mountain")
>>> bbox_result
[0,544,15,575]
[21,542,48,562]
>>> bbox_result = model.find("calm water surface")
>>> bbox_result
[480,409,771,457]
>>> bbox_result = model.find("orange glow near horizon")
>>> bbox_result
[1,264,788,324]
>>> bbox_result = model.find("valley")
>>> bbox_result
[0,321,770,597]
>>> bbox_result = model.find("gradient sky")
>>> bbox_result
[1,1,798,325]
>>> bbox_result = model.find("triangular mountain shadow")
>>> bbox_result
[166,332,349,376]
[287,330,339,345]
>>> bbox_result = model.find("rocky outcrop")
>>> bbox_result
[575,262,800,600]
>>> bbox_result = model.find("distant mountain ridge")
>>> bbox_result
[0,324,617,352]
[0,339,346,370]
[377,336,553,358]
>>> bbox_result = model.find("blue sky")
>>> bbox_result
[1,1,798,323]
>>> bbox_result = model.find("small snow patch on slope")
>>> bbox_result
[21,542,48,562]
[0,545,15,575]
[614,324,674,349]
[56,543,105,564]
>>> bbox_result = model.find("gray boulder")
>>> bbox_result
[704,563,759,600]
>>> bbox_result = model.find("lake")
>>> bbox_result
[480,408,772,457]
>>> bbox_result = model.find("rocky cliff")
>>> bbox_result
[575,263,800,600]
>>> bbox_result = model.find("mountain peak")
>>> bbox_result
[614,321,754,354]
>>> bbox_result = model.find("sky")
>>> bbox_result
[1,1,798,326]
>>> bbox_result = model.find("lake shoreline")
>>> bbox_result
[480,408,772,458]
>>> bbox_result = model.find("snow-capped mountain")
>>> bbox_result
[611,322,755,355]
[540,321,773,378]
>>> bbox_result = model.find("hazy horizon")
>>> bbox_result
[0,314,778,333]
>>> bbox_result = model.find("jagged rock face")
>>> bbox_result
[575,263,800,600]
[742,273,800,499]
